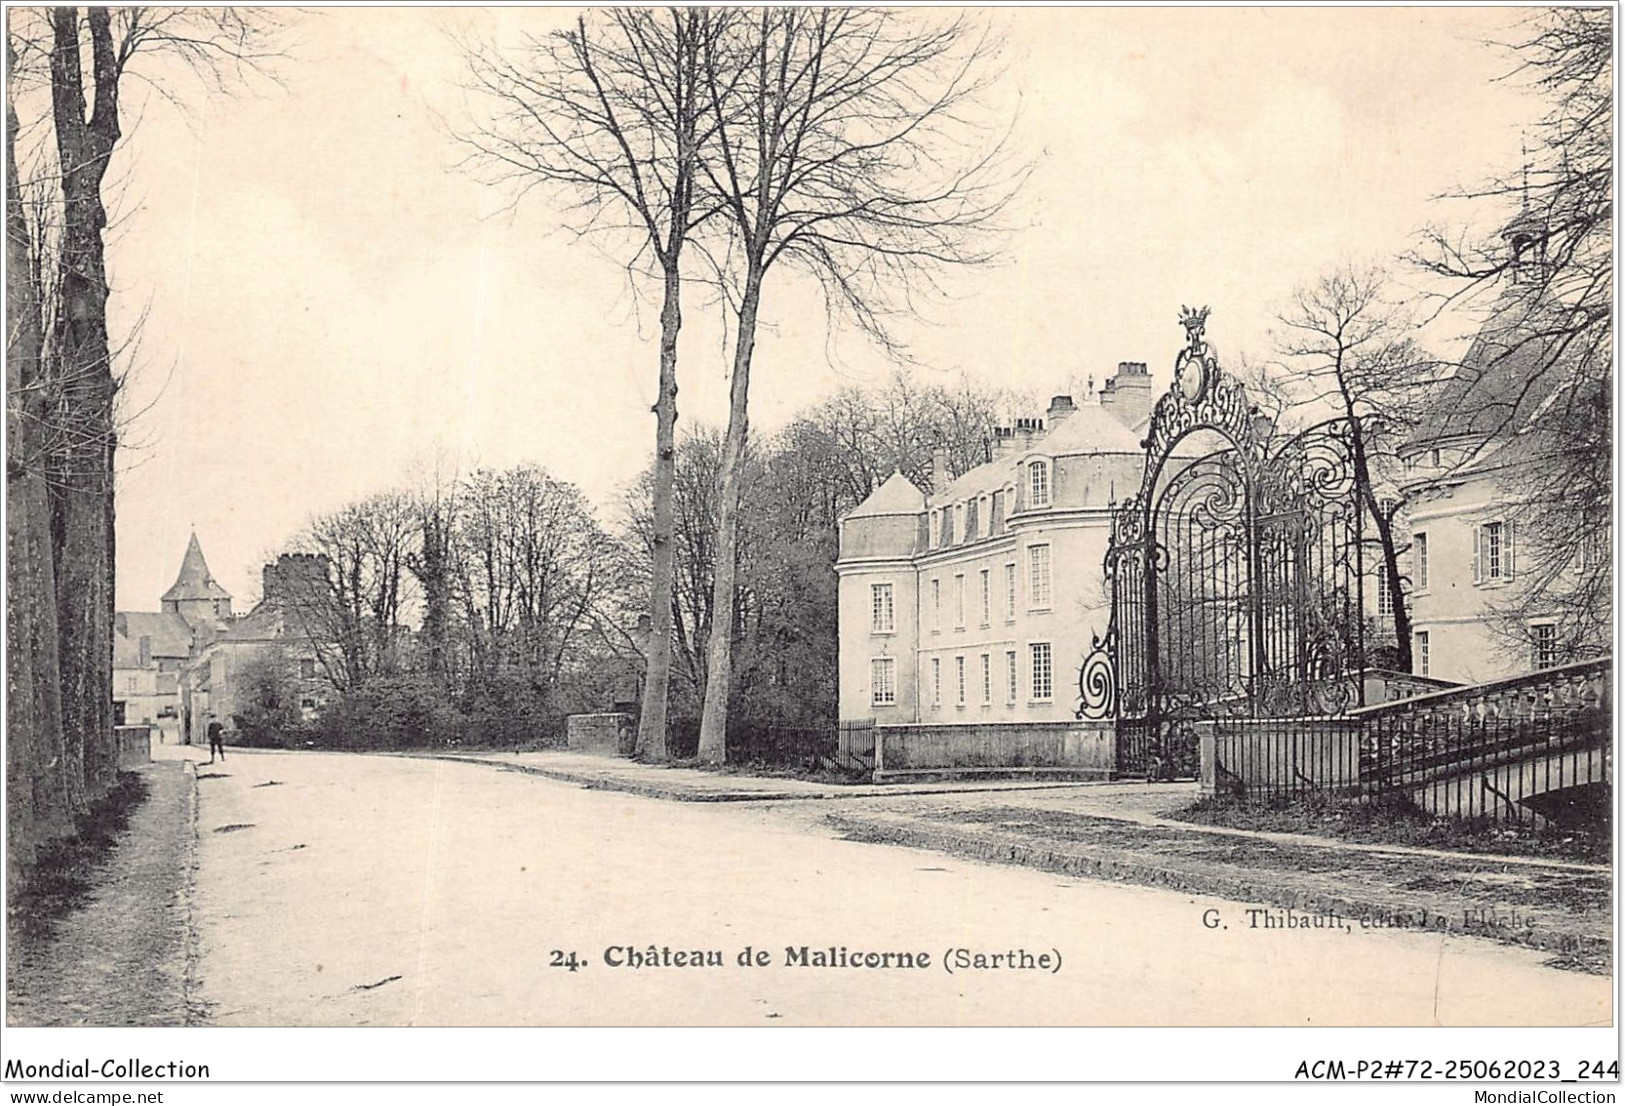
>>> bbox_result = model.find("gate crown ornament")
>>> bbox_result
[1179,304,1211,351]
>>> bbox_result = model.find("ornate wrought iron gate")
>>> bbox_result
[1079,307,1371,778]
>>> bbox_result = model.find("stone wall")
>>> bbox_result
[565,713,636,757]
[114,725,153,771]
[874,720,1114,779]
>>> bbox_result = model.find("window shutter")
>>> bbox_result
[1504,521,1516,581]
[1472,526,1482,583]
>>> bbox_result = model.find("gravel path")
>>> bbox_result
[6,758,196,1027]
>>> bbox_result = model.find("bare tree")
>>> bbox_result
[692,9,1020,762]
[457,9,731,762]
[454,465,611,708]
[1412,7,1612,658]
[286,493,419,691]
[1272,263,1440,669]
[7,32,70,870]
[6,7,280,868]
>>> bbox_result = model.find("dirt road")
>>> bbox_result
[187,748,1610,1027]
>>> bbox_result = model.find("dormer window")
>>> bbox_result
[1028,460,1051,508]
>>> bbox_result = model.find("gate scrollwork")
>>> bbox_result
[1080,307,1373,776]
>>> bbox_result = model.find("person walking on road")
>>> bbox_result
[207,720,226,764]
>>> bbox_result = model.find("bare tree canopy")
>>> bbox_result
[693,9,1022,762]
[456,9,728,762]
[1413,7,1612,659]
[1270,263,1442,669]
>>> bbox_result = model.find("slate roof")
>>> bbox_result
[161,533,232,603]
[847,471,927,518]
[1405,294,1576,453]
[113,610,194,667]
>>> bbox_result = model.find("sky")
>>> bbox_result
[97,6,1547,611]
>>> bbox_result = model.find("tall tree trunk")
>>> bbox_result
[48,7,120,800]
[696,264,763,764]
[7,74,73,875]
[635,264,684,763]
[418,509,453,687]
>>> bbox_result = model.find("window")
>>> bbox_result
[990,491,1004,535]
[980,653,992,704]
[871,658,896,706]
[1005,650,1018,704]
[965,499,979,541]
[1474,521,1514,583]
[1578,530,1605,572]
[1415,533,1429,590]
[930,578,941,632]
[1376,562,1392,617]
[942,507,955,546]
[1028,460,1050,507]
[125,675,139,692]
[979,569,991,626]
[1415,631,1430,677]
[1030,642,1053,701]
[871,583,895,633]
[1004,563,1017,621]
[1028,544,1052,610]
[300,659,317,679]
[954,574,966,629]
[931,657,942,706]
[1533,624,1558,670]
[956,656,967,705]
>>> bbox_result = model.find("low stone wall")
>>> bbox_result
[114,725,153,771]
[874,720,1114,779]
[565,713,636,757]
[1198,718,1361,799]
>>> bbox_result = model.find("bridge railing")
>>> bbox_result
[1351,657,1611,824]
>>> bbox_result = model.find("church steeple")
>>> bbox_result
[161,532,232,628]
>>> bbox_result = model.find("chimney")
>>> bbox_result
[1105,361,1154,427]
[931,448,950,494]
[1046,394,1077,428]
[992,425,1017,461]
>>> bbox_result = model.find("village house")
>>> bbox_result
[179,553,336,745]
[113,533,234,743]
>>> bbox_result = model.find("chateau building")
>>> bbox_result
[1397,222,1606,685]
[836,288,1595,736]
[836,361,1156,725]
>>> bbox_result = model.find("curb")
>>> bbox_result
[827,812,1612,969]
[417,752,1114,803]
[178,758,208,1026]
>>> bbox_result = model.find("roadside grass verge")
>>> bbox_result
[1168,792,1608,865]
[7,772,150,947]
